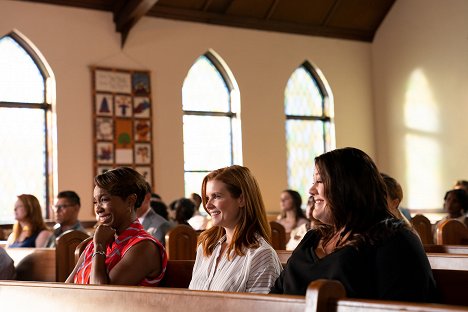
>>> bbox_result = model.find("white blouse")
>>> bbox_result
[189,235,282,293]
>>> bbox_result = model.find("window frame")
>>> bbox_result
[0,31,54,220]
[182,51,239,194]
[284,61,334,199]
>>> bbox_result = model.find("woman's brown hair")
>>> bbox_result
[198,165,271,259]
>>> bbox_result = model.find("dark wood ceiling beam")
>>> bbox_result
[321,0,341,26]
[113,0,159,48]
[147,6,372,42]
[265,0,280,20]
[202,0,214,11]
[222,0,236,14]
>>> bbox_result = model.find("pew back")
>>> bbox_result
[435,219,468,245]
[6,248,56,282]
[333,299,468,312]
[165,224,197,260]
[269,221,286,250]
[411,214,434,245]
[424,244,468,254]
[56,230,90,282]
[0,281,306,312]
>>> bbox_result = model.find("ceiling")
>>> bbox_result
[19,0,397,47]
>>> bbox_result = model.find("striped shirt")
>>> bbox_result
[74,220,167,286]
[189,235,282,293]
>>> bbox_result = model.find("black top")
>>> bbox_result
[270,221,438,302]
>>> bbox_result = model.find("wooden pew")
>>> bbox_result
[332,298,468,312]
[0,280,307,312]
[164,224,197,260]
[306,280,468,312]
[274,250,468,306]
[0,279,467,312]
[6,248,55,282]
[55,230,90,282]
[412,214,434,244]
[269,221,286,250]
[5,230,89,282]
[435,219,468,245]
[160,260,195,288]
[424,244,468,254]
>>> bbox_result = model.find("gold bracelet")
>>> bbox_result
[92,250,106,258]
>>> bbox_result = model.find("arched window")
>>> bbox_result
[182,50,241,197]
[284,61,335,201]
[0,31,55,223]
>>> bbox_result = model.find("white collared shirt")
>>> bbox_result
[189,235,282,293]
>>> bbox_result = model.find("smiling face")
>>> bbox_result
[93,185,134,233]
[309,165,333,225]
[205,179,243,236]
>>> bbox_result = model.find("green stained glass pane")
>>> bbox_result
[285,67,322,116]
[0,36,44,103]
[286,120,325,201]
[183,115,232,171]
[0,108,47,223]
[182,55,229,112]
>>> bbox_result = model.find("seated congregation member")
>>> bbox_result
[188,192,210,230]
[277,190,308,239]
[439,188,468,227]
[150,198,170,221]
[174,197,196,227]
[137,182,172,245]
[270,147,437,302]
[189,165,282,293]
[286,196,320,251]
[7,194,51,248]
[454,179,468,194]
[46,190,86,247]
[0,246,15,279]
[66,167,167,286]
[174,197,195,227]
[381,173,412,225]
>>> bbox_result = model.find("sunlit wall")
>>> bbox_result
[372,0,468,216]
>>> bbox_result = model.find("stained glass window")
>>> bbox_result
[0,32,53,223]
[285,62,335,202]
[182,51,241,197]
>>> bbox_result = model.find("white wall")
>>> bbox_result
[1,0,375,220]
[373,0,468,212]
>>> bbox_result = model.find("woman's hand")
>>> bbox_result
[93,224,116,247]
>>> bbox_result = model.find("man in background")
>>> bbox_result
[46,190,86,247]
[137,183,172,245]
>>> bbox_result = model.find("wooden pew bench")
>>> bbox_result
[4,230,89,282]
[0,279,467,312]
[0,280,308,312]
[426,253,468,306]
[163,254,468,306]
[332,298,468,312]
[5,248,55,282]
[424,244,468,254]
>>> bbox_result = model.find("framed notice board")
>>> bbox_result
[92,67,154,186]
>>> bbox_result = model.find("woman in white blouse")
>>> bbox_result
[189,165,282,293]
